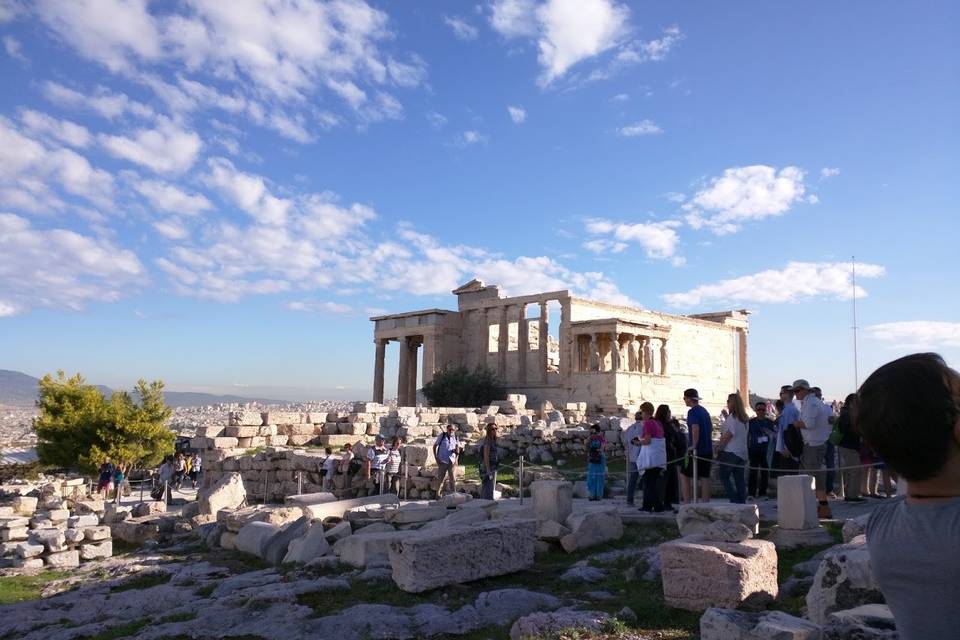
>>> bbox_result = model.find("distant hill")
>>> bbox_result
[0,370,286,408]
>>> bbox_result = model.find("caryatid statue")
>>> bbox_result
[588,335,600,371]
[643,337,655,373]
[660,339,669,375]
[628,336,641,372]
[618,339,629,371]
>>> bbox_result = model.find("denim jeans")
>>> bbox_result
[717,451,746,504]
[626,470,640,505]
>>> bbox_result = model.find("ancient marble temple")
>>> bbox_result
[370,280,749,414]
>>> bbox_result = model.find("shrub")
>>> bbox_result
[421,367,506,408]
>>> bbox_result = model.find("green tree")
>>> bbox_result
[34,372,175,472]
[421,366,506,408]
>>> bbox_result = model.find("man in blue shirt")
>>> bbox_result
[775,385,801,472]
[681,388,713,503]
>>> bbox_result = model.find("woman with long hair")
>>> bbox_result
[586,423,607,501]
[637,402,667,511]
[655,404,683,508]
[716,392,749,504]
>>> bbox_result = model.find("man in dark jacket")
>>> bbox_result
[747,402,776,499]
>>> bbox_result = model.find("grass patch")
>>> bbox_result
[158,612,197,624]
[0,570,71,605]
[298,578,442,616]
[110,571,172,592]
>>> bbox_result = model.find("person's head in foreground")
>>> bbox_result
[858,352,959,484]
[640,402,655,420]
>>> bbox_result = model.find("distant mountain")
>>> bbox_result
[0,370,286,408]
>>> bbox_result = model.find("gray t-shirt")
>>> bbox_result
[866,495,960,640]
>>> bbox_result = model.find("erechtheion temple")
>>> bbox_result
[371,280,749,414]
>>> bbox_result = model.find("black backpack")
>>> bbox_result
[347,458,363,476]
[784,424,804,460]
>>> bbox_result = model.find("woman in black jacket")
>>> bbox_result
[656,404,684,509]
[836,393,866,502]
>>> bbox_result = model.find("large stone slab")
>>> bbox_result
[80,539,113,560]
[510,610,609,640]
[44,550,80,568]
[110,519,159,544]
[389,520,536,593]
[700,608,821,640]
[560,509,623,553]
[769,525,835,549]
[777,475,820,530]
[677,503,759,537]
[29,527,66,551]
[806,536,884,625]
[530,480,573,524]
[132,501,166,517]
[234,521,280,559]
[12,496,37,515]
[660,538,778,611]
[262,516,310,565]
[285,492,337,508]
[302,494,400,521]
[383,505,449,525]
[338,531,412,567]
[198,472,247,516]
[283,521,331,564]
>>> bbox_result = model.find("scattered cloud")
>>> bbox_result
[489,0,538,38]
[3,35,26,63]
[99,118,202,175]
[203,157,291,226]
[152,218,188,240]
[133,179,212,216]
[457,130,489,146]
[507,105,527,124]
[444,15,479,41]
[585,218,681,260]
[662,261,885,308]
[615,24,683,64]
[286,299,353,314]
[610,93,629,102]
[682,165,809,235]
[19,109,91,148]
[866,321,960,349]
[820,167,840,180]
[426,111,448,128]
[42,81,154,120]
[0,211,144,316]
[616,119,662,136]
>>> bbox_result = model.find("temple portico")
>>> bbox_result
[371,280,749,414]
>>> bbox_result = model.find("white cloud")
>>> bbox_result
[0,211,143,316]
[507,105,527,123]
[610,93,629,102]
[99,118,202,174]
[662,261,885,308]
[585,218,680,260]
[866,321,960,349]
[19,109,91,148]
[42,81,155,120]
[459,130,489,145]
[0,0,25,23]
[133,179,212,216]
[286,299,353,314]
[820,167,840,180]
[152,218,189,240]
[616,24,683,64]
[3,35,26,62]
[203,157,291,226]
[0,117,114,211]
[536,0,629,85]
[444,15,479,41]
[682,165,809,235]
[426,111,448,128]
[617,119,662,136]
[489,0,538,38]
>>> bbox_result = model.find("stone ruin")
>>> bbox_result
[188,398,629,503]
[0,477,113,569]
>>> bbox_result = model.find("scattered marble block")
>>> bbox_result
[510,610,610,640]
[198,472,247,516]
[660,538,778,612]
[45,550,80,568]
[339,531,411,568]
[560,509,623,553]
[283,522,331,564]
[777,475,820,529]
[700,607,821,640]
[389,520,536,593]
[80,540,113,560]
[842,514,870,543]
[806,536,884,625]
[769,525,835,549]
[823,604,898,640]
[234,522,280,559]
[12,496,38,516]
[13,557,44,569]
[530,480,573,524]
[676,503,759,537]
[131,501,166,517]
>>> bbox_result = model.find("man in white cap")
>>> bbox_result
[793,379,833,518]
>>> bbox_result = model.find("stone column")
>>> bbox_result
[518,304,528,383]
[588,334,599,371]
[659,338,669,376]
[642,337,654,373]
[476,308,488,370]
[539,301,549,382]
[737,328,749,408]
[498,305,509,379]
[560,299,572,383]
[397,336,411,406]
[627,334,638,372]
[372,338,387,403]
[609,332,619,372]
[408,338,420,406]
[421,333,436,388]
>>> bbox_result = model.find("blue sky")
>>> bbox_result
[0,0,957,402]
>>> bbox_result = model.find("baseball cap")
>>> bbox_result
[792,379,811,391]
[683,388,701,400]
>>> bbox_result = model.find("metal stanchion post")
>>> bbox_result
[297,471,303,496]
[518,455,524,504]
[693,454,699,503]
[404,463,409,501]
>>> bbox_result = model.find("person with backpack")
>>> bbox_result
[586,424,607,501]
[366,435,389,494]
[774,385,802,475]
[383,437,403,496]
[97,459,114,499]
[793,378,833,518]
[433,423,461,498]
[835,393,866,502]
[319,447,336,492]
[681,388,713,503]
[747,401,776,499]
[479,424,500,500]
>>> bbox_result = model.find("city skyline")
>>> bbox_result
[1,1,957,402]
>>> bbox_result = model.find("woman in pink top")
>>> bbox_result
[638,402,667,512]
